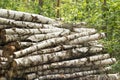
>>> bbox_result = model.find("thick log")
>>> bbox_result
[73,73,119,80]
[13,31,98,58]
[0,9,56,24]
[12,54,110,69]
[34,67,111,80]
[0,28,69,35]
[0,17,58,29]
[15,58,116,73]
[69,33,105,44]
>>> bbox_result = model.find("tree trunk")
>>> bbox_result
[12,54,110,69]
[56,0,60,18]
[0,9,55,24]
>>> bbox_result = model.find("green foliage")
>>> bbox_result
[0,0,120,72]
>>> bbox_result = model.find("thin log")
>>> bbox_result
[0,28,69,35]
[0,17,58,29]
[0,25,12,29]
[15,58,116,73]
[73,73,119,80]
[13,31,99,58]
[0,9,56,24]
[36,66,101,76]
[12,54,110,69]
[69,33,105,44]
[1,35,29,43]
[34,67,111,80]
[73,28,96,33]
[27,31,70,42]
[30,45,82,55]
[0,50,3,56]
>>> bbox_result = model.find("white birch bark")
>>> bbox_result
[0,50,3,56]
[26,66,101,80]
[0,9,56,24]
[13,31,98,58]
[12,54,110,69]
[0,17,59,29]
[34,67,111,80]
[31,45,82,55]
[0,25,12,29]
[16,58,116,73]
[27,31,70,42]
[73,73,119,80]
[69,33,105,44]
[1,28,69,35]
[1,35,29,43]
[73,28,96,33]
[0,57,8,62]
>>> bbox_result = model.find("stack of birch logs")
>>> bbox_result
[0,9,119,80]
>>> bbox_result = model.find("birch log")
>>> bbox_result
[12,54,110,69]
[0,9,56,24]
[30,46,103,56]
[69,33,105,44]
[73,28,96,33]
[31,45,82,55]
[36,66,101,76]
[0,57,8,62]
[27,31,71,42]
[13,31,100,58]
[25,67,99,80]
[0,50,3,56]
[73,73,119,80]
[0,25,12,29]
[34,67,111,80]
[15,58,116,73]
[0,28,69,35]
[1,35,29,43]
[0,17,58,29]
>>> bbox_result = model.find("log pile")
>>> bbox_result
[0,9,119,80]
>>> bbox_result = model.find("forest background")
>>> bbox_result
[0,0,120,73]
